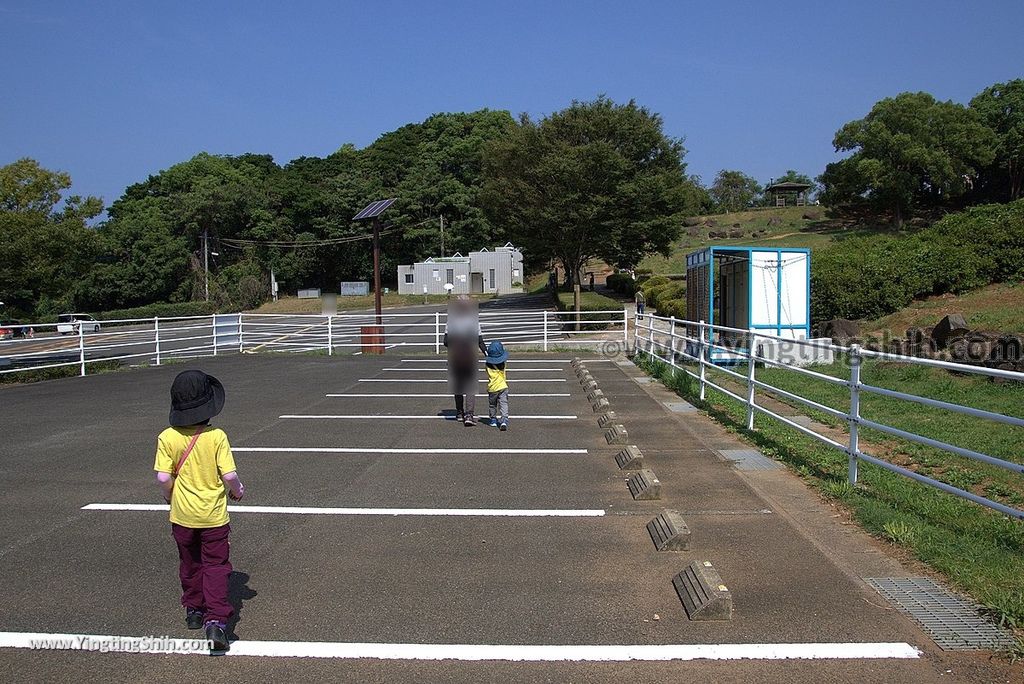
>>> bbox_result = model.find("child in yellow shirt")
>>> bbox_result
[485,341,510,431]
[154,370,244,653]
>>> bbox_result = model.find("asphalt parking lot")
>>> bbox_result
[0,353,1019,682]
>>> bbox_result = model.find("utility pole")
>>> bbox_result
[440,214,445,258]
[203,227,209,302]
[372,216,382,325]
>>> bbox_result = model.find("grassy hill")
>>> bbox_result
[863,282,1024,336]
[639,206,887,274]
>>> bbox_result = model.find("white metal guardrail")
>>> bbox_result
[0,309,628,377]
[634,313,1024,520]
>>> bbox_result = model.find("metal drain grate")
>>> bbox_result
[717,449,782,471]
[866,577,1015,651]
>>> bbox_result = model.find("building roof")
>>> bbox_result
[764,181,812,192]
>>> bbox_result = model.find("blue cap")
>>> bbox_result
[485,340,509,364]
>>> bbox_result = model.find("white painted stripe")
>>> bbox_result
[384,367,563,372]
[82,504,605,517]
[232,447,587,454]
[279,414,577,420]
[0,632,922,661]
[326,393,571,398]
[359,378,566,383]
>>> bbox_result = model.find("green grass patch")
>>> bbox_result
[633,351,1024,629]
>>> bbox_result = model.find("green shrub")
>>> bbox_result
[657,297,688,319]
[648,280,685,310]
[640,275,670,299]
[554,290,624,330]
[606,272,637,296]
[93,301,218,322]
[811,198,1024,322]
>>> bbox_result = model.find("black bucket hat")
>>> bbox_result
[169,370,225,427]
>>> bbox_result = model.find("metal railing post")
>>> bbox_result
[327,315,333,355]
[633,312,640,357]
[746,328,757,430]
[154,316,161,366]
[78,322,86,376]
[668,316,677,375]
[848,344,862,485]
[435,312,441,355]
[623,308,629,351]
[238,314,244,353]
[543,310,549,351]
[698,319,707,401]
[212,314,218,356]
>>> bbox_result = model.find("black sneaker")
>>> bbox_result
[185,609,205,630]
[205,621,230,652]
[456,412,464,423]
[499,422,508,431]
[464,415,476,426]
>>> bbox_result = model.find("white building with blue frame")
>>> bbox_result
[685,246,825,365]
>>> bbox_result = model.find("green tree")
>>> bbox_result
[710,169,761,212]
[820,92,996,225]
[481,96,696,281]
[0,159,102,317]
[970,79,1024,201]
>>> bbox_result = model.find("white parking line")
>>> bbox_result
[359,379,566,383]
[232,447,587,454]
[81,504,605,517]
[326,393,571,398]
[0,631,922,661]
[279,414,577,420]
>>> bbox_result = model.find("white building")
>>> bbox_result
[397,243,524,295]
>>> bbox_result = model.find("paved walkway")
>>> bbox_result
[0,353,1018,682]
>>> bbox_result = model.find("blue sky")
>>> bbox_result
[2,0,1023,208]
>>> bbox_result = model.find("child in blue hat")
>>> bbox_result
[485,340,510,430]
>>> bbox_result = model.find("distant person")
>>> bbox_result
[154,370,245,653]
[444,296,487,426]
[635,289,646,316]
[485,340,510,431]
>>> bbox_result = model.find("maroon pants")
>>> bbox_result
[171,523,233,624]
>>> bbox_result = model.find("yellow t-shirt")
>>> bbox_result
[486,365,508,393]
[154,426,237,528]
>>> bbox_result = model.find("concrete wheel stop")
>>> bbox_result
[604,423,629,444]
[673,560,733,621]
[615,445,644,469]
[647,510,691,551]
[627,469,661,500]
[597,411,619,428]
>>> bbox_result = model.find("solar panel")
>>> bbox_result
[352,198,397,220]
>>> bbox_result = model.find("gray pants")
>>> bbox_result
[488,389,509,421]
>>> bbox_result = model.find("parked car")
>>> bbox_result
[57,313,101,335]
[0,320,29,340]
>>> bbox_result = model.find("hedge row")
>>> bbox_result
[812,199,1024,321]
[554,290,624,330]
[93,301,218,322]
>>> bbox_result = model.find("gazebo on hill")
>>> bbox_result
[764,181,812,207]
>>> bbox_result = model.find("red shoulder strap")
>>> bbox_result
[173,426,205,478]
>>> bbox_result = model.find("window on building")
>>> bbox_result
[446,269,454,285]
[488,268,495,289]
[404,273,414,284]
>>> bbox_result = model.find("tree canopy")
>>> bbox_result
[481,96,699,281]
[0,159,103,317]
[970,79,1024,201]
[710,169,761,212]
[819,92,997,225]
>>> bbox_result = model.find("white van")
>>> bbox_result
[57,313,101,335]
